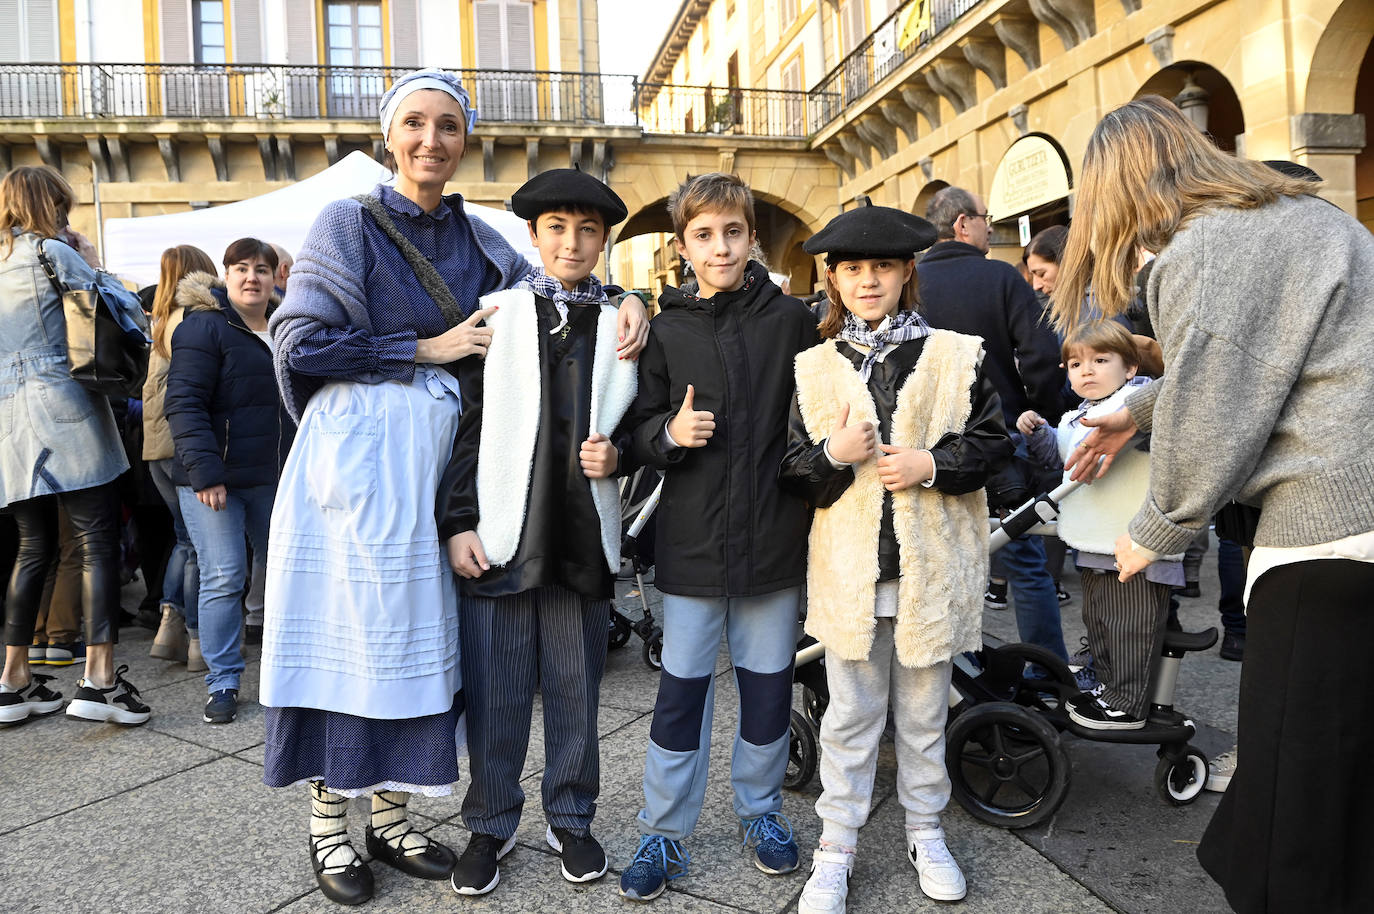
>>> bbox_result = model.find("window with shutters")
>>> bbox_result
[838,0,869,103]
[781,53,803,135]
[0,0,62,117]
[473,0,535,122]
[194,0,227,63]
[325,1,384,118]
[778,0,797,31]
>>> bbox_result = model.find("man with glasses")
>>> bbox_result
[915,185,1070,665]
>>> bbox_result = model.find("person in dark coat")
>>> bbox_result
[618,173,818,903]
[916,186,1070,663]
[164,238,292,727]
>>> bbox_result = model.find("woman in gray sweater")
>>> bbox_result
[1054,95,1374,914]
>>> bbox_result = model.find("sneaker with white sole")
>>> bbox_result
[45,642,86,666]
[798,848,854,914]
[907,828,967,902]
[450,832,516,896]
[0,674,65,725]
[619,834,689,902]
[545,825,607,883]
[27,643,47,665]
[1067,690,1145,731]
[983,580,1008,610]
[65,665,151,725]
[1205,747,1237,792]
[740,812,799,874]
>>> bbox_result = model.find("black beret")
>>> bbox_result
[803,203,938,261]
[511,167,628,226]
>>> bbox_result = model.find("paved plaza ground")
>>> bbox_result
[2,538,1240,913]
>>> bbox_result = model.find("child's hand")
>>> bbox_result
[667,383,715,448]
[876,444,934,491]
[1016,410,1045,436]
[826,403,877,464]
[580,433,619,478]
[615,293,650,360]
[447,531,490,579]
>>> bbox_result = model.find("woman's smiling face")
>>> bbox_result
[387,89,467,194]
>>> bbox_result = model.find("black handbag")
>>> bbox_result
[35,239,150,398]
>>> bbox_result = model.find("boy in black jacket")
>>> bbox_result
[436,168,639,896]
[618,173,819,902]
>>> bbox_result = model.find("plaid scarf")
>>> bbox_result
[518,268,608,334]
[837,309,932,380]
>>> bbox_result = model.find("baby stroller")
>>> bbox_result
[609,467,666,669]
[784,478,1218,827]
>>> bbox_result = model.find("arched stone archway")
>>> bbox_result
[912,180,948,220]
[1301,0,1374,221]
[1135,62,1245,154]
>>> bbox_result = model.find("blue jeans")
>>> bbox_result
[1217,537,1246,634]
[637,587,800,841]
[1000,534,1068,662]
[149,459,199,630]
[178,484,274,693]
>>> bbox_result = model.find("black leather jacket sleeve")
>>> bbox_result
[778,391,856,509]
[927,364,1013,495]
[435,356,483,541]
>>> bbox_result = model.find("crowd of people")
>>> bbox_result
[1,71,1370,914]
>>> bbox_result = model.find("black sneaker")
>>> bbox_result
[983,580,1008,610]
[1219,630,1245,661]
[1174,582,1201,599]
[1067,691,1145,731]
[65,665,151,725]
[546,825,607,883]
[204,689,239,724]
[450,832,516,896]
[0,673,65,725]
[1055,583,1071,604]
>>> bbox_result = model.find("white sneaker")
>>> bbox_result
[1205,747,1236,792]
[907,828,966,902]
[798,848,853,914]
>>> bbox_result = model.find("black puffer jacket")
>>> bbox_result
[164,273,292,491]
[627,262,819,597]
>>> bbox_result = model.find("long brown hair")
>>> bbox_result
[818,258,922,339]
[1051,95,1318,331]
[152,245,216,358]
[0,165,75,260]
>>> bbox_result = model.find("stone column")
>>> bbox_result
[1291,113,1367,217]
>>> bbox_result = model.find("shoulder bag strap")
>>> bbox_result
[352,193,466,329]
[34,239,69,297]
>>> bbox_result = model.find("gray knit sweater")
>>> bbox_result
[1124,193,1374,554]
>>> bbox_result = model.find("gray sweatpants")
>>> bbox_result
[815,607,953,848]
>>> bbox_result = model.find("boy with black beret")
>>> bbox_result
[436,167,642,896]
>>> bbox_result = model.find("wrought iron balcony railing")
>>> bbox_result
[808,0,984,133]
[0,63,820,140]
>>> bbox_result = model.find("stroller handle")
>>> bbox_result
[625,478,664,539]
[989,478,1084,552]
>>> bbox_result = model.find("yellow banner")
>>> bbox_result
[898,0,932,48]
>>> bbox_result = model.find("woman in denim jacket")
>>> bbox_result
[0,165,151,727]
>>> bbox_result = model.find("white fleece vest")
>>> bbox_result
[794,331,989,668]
[472,288,638,572]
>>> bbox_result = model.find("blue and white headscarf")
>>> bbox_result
[379,69,478,136]
[837,309,932,380]
[518,268,608,335]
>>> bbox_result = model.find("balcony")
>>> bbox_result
[0,62,819,140]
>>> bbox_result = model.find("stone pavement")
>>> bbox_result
[1,538,1240,914]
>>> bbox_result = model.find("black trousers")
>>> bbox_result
[1197,558,1374,913]
[3,483,121,647]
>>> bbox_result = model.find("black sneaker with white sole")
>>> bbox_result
[204,689,239,724]
[450,832,516,896]
[0,673,65,725]
[546,825,608,883]
[65,664,151,726]
[1067,692,1145,730]
[983,580,1009,610]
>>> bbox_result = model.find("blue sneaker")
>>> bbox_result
[740,812,799,874]
[619,835,688,902]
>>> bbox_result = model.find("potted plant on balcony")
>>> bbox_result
[707,97,735,133]
[259,86,286,118]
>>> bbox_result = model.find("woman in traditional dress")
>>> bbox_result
[260,69,648,906]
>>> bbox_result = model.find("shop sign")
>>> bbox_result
[988,135,1071,220]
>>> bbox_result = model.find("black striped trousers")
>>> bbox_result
[1079,569,1172,717]
[459,586,610,839]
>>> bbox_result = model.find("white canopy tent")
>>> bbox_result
[102,151,538,288]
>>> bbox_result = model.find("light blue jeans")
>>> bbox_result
[177,484,274,694]
[636,587,800,841]
[148,459,199,629]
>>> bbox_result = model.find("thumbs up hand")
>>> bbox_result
[667,383,716,448]
[826,403,878,464]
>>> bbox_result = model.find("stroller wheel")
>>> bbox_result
[642,628,664,670]
[802,685,829,729]
[978,644,1078,719]
[783,709,818,791]
[1155,746,1208,806]
[608,613,632,650]
[946,701,1071,829]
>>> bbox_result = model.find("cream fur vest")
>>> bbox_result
[795,331,989,668]
[473,288,638,572]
